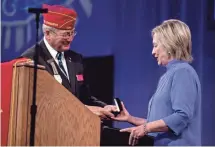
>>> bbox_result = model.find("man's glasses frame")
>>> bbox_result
[50,29,77,39]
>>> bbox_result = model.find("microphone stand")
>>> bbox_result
[28,8,48,146]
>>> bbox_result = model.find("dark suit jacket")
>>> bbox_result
[21,40,106,107]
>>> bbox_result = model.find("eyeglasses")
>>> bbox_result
[50,30,77,38]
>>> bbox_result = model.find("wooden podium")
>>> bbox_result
[5,61,101,146]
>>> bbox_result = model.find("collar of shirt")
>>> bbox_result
[166,59,187,70]
[43,37,64,59]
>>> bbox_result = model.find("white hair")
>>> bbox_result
[42,24,58,33]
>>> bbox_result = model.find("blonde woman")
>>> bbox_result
[113,19,201,146]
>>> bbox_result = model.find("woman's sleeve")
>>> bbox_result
[162,68,198,136]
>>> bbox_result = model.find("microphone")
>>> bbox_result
[28,8,48,14]
[28,7,48,146]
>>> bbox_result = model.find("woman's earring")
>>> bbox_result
[168,52,171,57]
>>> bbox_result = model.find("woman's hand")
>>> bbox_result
[111,102,131,122]
[120,124,147,146]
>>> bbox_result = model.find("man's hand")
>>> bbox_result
[86,105,116,120]
[104,105,118,112]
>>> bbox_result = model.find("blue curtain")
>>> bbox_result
[113,0,215,145]
[1,0,215,145]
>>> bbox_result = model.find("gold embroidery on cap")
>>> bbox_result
[48,11,76,20]
[44,20,59,27]
[60,20,75,29]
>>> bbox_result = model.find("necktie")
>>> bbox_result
[57,52,68,77]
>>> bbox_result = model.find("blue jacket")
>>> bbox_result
[147,60,201,146]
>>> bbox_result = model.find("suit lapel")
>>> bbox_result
[39,40,72,91]
[38,41,54,75]
[65,53,76,94]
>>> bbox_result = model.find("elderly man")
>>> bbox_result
[21,4,116,119]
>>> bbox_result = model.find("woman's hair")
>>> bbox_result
[152,19,193,62]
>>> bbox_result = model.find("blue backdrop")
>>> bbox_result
[1,0,215,145]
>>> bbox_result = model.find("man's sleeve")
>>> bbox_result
[20,46,35,59]
[79,78,107,107]
[162,68,197,136]
[88,96,107,107]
